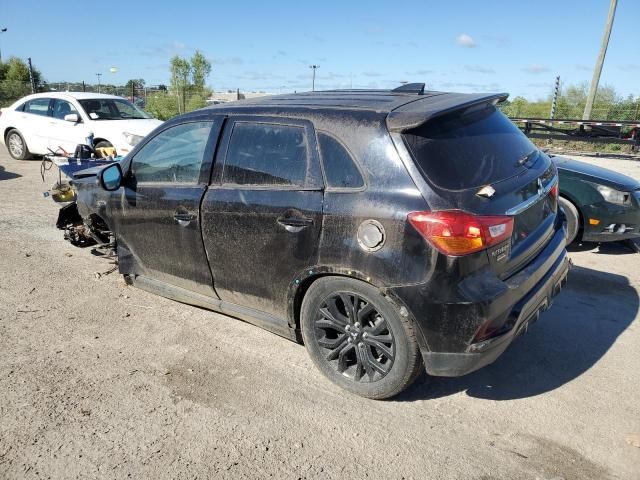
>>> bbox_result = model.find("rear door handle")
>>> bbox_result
[174,212,196,226]
[277,216,313,231]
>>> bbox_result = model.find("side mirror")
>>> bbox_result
[99,163,122,191]
[64,113,80,123]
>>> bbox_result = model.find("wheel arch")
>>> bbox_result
[287,268,430,353]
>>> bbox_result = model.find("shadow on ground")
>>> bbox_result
[396,265,638,401]
[0,165,21,181]
[568,240,639,255]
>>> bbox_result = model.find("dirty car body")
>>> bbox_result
[553,155,640,243]
[63,85,570,399]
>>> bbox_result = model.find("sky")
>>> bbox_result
[1,0,636,100]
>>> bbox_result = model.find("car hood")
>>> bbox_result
[553,156,640,191]
[94,118,162,136]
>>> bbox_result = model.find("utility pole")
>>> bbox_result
[583,0,617,120]
[95,73,102,93]
[550,76,561,119]
[309,64,320,92]
[0,27,6,63]
[27,57,36,93]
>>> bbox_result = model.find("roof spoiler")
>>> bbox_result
[391,82,425,95]
[386,92,509,132]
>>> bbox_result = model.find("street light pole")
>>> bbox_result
[583,0,618,120]
[0,28,7,63]
[309,64,320,92]
[96,73,102,93]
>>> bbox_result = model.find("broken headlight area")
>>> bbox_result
[56,203,114,254]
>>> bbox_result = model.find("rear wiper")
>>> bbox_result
[517,150,538,167]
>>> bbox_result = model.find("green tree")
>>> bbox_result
[190,50,211,92]
[170,55,191,113]
[0,56,44,107]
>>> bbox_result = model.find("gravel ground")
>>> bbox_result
[1,150,639,479]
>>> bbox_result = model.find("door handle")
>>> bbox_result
[277,215,314,228]
[174,212,196,226]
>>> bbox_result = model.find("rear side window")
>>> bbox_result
[24,98,51,116]
[223,122,309,187]
[318,132,364,189]
[132,121,212,183]
[402,106,536,190]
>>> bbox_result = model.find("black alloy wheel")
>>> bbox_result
[314,292,395,382]
[301,277,423,399]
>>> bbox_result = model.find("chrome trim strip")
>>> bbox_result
[506,175,558,216]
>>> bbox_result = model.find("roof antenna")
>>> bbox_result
[392,82,425,95]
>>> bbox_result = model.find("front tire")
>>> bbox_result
[6,129,31,160]
[559,197,580,245]
[301,277,423,400]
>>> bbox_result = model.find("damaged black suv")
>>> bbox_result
[62,84,569,399]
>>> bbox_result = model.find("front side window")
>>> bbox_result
[24,98,51,116]
[51,99,79,120]
[317,132,364,189]
[132,121,212,183]
[79,98,150,120]
[223,122,309,186]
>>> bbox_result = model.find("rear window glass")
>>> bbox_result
[223,122,309,187]
[25,98,51,116]
[402,105,536,190]
[318,132,364,189]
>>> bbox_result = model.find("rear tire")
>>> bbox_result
[301,276,423,400]
[559,196,580,245]
[6,129,31,160]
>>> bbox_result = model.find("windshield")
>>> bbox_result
[402,105,538,190]
[79,98,150,121]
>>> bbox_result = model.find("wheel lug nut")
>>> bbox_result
[347,337,353,343]
[345,325,351,331]
[358,342,364,348]
[363,332,368,338]
[354,322,360,329]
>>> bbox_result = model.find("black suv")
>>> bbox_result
[65,84,569,399]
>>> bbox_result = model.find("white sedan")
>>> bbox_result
[0,92,163,159]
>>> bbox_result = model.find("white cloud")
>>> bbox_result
[465,65,495,74]
[524,64,551,74]
[456,34,476,48]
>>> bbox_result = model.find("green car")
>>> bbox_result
[552,155,640,245]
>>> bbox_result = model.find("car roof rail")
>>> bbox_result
[392,82,425,95]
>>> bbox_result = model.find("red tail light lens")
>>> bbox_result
[549,182,558,199]
[408,210,514,256]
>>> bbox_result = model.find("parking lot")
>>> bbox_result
[0,149,639,479]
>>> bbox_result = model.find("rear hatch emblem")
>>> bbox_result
[476,185,496,198]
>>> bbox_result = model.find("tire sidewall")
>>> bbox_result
[301,277,418,399]
[559,197,580,244]
[6,130,28,160]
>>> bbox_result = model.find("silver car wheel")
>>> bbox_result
[8,133,24,158]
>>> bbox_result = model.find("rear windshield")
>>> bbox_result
[402,105,537,190]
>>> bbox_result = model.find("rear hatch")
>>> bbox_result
[398,100,558,277]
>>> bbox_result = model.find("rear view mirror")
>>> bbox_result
[64,113,80,123]
[99,163,122,191]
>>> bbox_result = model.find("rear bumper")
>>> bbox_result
[423,249,569,376]
[390,224,569,377]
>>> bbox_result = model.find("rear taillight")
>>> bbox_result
[408,210,514,256]
[549,182,558,199]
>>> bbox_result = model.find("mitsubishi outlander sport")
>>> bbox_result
[59,83,570,399]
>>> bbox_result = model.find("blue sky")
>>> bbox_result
[1,0,636,99]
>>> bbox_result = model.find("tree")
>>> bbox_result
[0,56,44,107]
[170,55,191,113]
[190,50,211,92]
[125,78,145,90]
